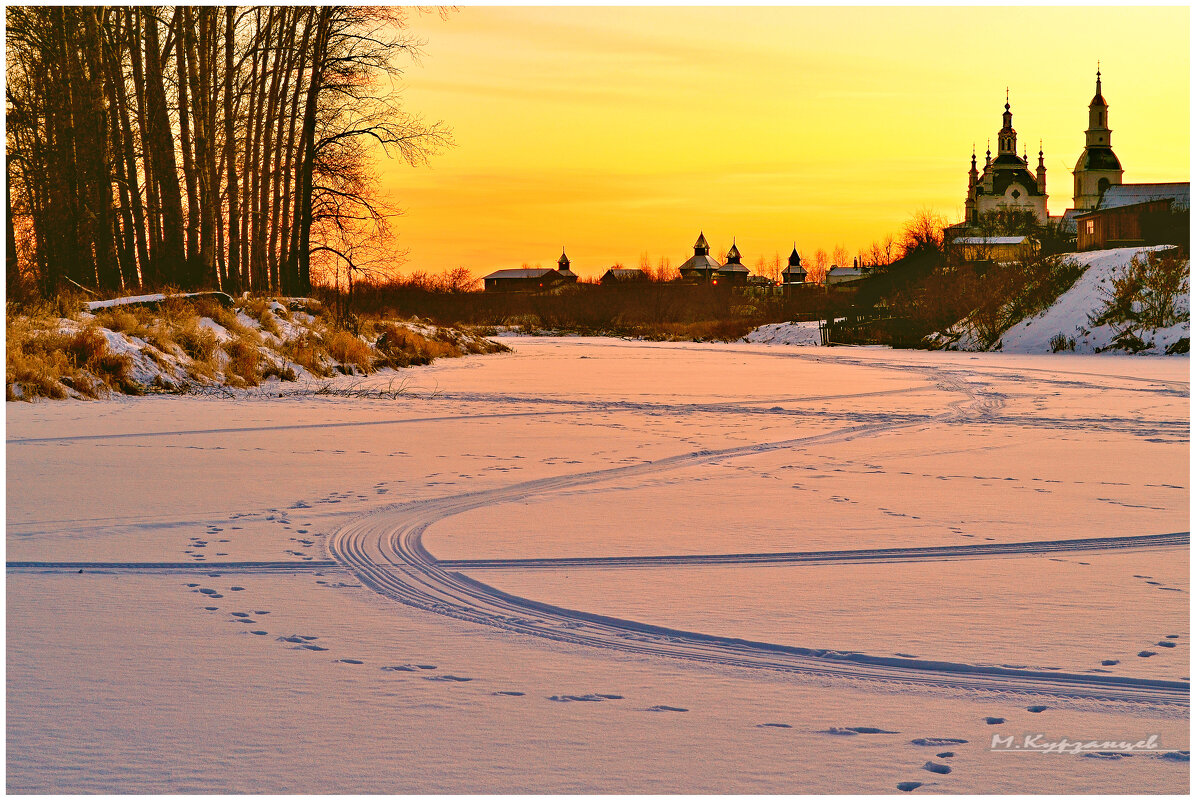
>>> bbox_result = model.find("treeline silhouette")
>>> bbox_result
[328,276,858,340]
[6,6,449,300]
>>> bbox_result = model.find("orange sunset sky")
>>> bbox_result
[379,6,1189,280]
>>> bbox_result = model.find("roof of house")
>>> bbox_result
[781,263,807,275]
[719,261,749,273]
[1097,182,1190,211]
[826,265,867,280]
[483,268,556,280]
[602,267,649,280]
[952,236,1030,245]
[679,254,721,272]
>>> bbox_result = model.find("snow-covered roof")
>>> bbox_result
[483,268,556,280]
[719,262,749,273]
[781,264,806,275]
[679,254,721,272]
[1096,183,1190,212]
[602,268,648,280]
[952,236,1029,245]
[826,265,865,276]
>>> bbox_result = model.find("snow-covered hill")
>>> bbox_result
[934,246,1189,355]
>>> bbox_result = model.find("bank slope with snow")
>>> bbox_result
[742,320,822,346]
[934,246,1189,355]
[995,246,1188,354]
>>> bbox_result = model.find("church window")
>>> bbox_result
[1011,189,1021,199]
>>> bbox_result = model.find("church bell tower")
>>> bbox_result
[1073,67,1124,210]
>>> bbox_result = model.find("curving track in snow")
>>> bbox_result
[329,363,1188,709]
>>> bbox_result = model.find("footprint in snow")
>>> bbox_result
[230,612,250,618]
[936,752,954,759]
[493,691,525,697]
[1101,659,1120,666]
[250,631,267,636]
[204,606,218,611]
[1138,651,1157,658]
[336,659,363,665]
[984,717,1005,725]
[1026,705,1048,713]
[425,675,472,682]
[757,723,792,729]
[645,705,688,713]
[300,644,328,651]
[548,693,621,702]
[911,738,967,746]
[922,761,951,775]
[896,782,923,792]
[821,726,899,735]
[1156,641,1177,648]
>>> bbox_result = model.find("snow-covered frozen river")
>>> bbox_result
[7,337,1190,792]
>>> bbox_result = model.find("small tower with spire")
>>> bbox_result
[556,247,578,283]
[1036,141,1047,195]
[966,146,979,223]
[1073,65,1123,210]
[678,231,721,283]
[781,243,806,287]
[997,89,1018,157]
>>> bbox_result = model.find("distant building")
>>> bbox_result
[483,249,578,292]
[963,92,1050,226]
[482,268,567,292]
[951,235,1036,263]
[678,232,722,282]
[716,240,750,286]
[780,246,806,286]
[601,267,650,284]
[825,263,868,285]
[1075,182,1190,250]
[949,70,1185,254]
[555,249,579,283]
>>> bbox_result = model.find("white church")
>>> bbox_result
[950,69,1179,243]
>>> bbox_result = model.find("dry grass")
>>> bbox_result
[9,292,507,400]
[373,324,463,368]
[325,330,376,373]
[7,316,134,401]
[280,332,334,378]
[629,319,758,342]
[222,339,262,387]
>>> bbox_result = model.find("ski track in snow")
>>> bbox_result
[6,560,339,573]
[435,532,1189,570]
[325,360,1189,709]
